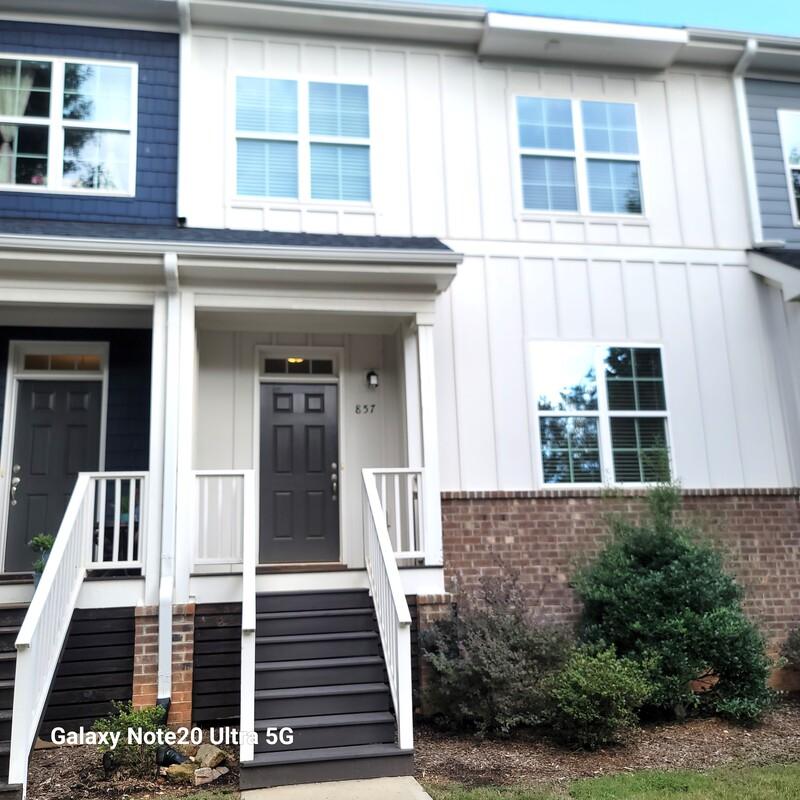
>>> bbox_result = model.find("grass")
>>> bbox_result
[425,763,800,800]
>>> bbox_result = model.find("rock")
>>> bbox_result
[196,743,226,768]
[193,767,216,786]
[164,762,196,784]
[216,766,230,776]
[176,741,199,757]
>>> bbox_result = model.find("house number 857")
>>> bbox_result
[355,404,376,415]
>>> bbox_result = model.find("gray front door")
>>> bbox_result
[5,380,102,572]
[259,383,340,563]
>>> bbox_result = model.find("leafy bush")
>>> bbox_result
[546,646,652,749]
[781,627,800,670]
[29,533,55,573]
[573,484,773,724]
[421,573,570,736]
[92,701,166,775]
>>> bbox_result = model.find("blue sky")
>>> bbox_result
[397,0,800,38]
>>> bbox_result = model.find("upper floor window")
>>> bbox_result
[778,110,800,225]
[235,77,371,203]
[516,97,643,216]
[532,342,670,486]
[0,56,137,194]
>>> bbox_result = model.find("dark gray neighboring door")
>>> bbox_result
[259,383,340,563]
[5,380,102,572]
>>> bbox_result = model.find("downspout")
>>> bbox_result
[158,252,180,710]
[732,39,764,246]
[176,0,191,225]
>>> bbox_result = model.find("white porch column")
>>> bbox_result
[145,295,167,607]
[416,316,443,566]
[157,256,182,703]
[402,323,422,468]
[173,289,196,604]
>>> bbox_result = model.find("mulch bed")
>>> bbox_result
[27,738,239,800]
[415,697,800,791]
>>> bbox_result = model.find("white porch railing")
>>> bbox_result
[193,471,246,570]
[8,471,147,792]
[371,468,425,560]
[237,471,257,763]
[362,468,413,750]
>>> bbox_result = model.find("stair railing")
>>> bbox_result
[8,471,148,794]
[362,468,413,750]
[238,470,258,764]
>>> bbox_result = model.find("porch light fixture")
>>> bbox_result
[366,369,379,389]
[287,357,305,364]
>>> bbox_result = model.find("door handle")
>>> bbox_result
[10,476,20,507]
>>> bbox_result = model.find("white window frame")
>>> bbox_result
[777,109,800,228]
[511,95,645,220]
[0,53,138,197]
[231,72,373,207]
[528,341,674,489]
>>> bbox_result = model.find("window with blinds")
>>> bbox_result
[778,110,800,224]
[516,97,643,216]
[532,342,670,485]
[234,77,370,202]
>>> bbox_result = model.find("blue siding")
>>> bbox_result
[0,21,178,225]
[0,328,151,471]
[746,78,800,244]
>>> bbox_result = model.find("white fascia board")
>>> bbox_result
[0,232,461,265]
[189,0,484,46]
[479,12,688,69]
[749,251,800,302]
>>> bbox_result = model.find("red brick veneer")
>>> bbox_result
[440,488,800,648]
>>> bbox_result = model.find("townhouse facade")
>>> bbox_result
[0,0,797,795]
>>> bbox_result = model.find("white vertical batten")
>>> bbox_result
[402,323,422,467]
[176,0,192,223]
[158,253,180,704]
[416,318,443,566]
[732,39,763,246]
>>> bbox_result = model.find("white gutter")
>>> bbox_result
[0,232,461,264]
[157,252,180,708]
[732,39,765,247]
[176,0,192,223]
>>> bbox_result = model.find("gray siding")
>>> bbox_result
[746,78,800,243]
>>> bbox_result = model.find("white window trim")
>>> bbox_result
[0,340,110,573]
[0,53,138,197]
[528,341,674,489]
[230,71,373,208]
[511,94,646,221]
[777,109,800,228]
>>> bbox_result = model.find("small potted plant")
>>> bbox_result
[29,534,56,587]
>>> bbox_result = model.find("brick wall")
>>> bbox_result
[441,488,800,649]
[133,603,195,727]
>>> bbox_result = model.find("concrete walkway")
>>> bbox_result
[242,776,433,799]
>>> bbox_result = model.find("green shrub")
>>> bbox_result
[421,573,570,736]
[92,700,166,775]
[546,646,652,749]
[573,484,774,724]
[781,627,800,670]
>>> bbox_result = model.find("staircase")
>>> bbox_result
[239,589,413,789]
[0,605,27,800]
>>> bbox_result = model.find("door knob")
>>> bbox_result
[10,476,20,506]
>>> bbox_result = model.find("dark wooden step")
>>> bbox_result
[255,682,391,718]
[240,743,413,789]
[0,710,10,741]
[257,631,380,662]
[256,609,376,637]
[0,629,19,654]
[254,712,395,753]
[0,783,21,800]
[257,590,371,614]
[0,680,13,712]
[255,656,385,690]
[0,606,27,629]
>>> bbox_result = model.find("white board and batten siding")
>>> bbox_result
[182,28,800,493]
[184,29,750,250]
